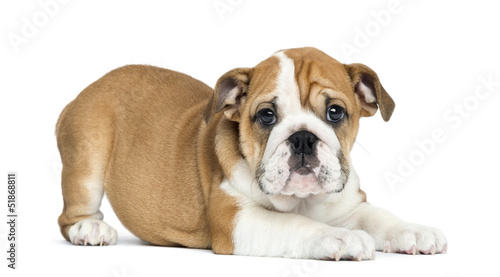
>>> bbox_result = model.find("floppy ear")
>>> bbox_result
[203,67,253,124]
[344,63,395,121]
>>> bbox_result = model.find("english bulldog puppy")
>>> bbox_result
[57,47,446,260]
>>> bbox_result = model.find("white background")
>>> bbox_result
[1,0,499,276]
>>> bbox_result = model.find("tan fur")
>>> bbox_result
[58,65,228,248]
[57,47,393,251]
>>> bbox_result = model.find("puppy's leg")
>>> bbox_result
[219,204,375,260]
[58,164,117,246]
[336,202,447,255]
[57,106,117,246]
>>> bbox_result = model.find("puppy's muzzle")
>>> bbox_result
[257,129,344,197]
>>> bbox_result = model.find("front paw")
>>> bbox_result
[382,223,447,255]
[314,228,375,261]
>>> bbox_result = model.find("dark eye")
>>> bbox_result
[327,105,345,123]
[257,108,277,126]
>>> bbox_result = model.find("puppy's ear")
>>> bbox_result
[203,67,253,124]
[344,63,395,121]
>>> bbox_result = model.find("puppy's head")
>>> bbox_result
[204,47,394,200]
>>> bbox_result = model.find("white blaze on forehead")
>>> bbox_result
[261,51,302,163]
[273,51,302,116]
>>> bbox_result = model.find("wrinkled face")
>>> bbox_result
[205,47,394,203]
[240,51,358,198]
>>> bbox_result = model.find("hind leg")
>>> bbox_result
[57,107,118,246]
[58,157,118,246]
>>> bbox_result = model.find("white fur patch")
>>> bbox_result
[261,140,342,197]
[225,162,447,258]
[221,160,375,259]
[273,51,302,116]
[334,202,448,254]
[232,203,375,260]
[68,219,118,246]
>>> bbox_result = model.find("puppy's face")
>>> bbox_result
[204,47,394,201]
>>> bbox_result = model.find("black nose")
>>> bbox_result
[288,131,318,155]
